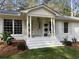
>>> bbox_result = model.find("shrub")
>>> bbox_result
[0,32,14,45]
[72,38,77,43]
[63,38,72,46]
[17,43,27,51]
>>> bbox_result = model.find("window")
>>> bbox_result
[4,19,13,34]
[64,22,68,33]
[14,20,22,34]
[4,19,22,34]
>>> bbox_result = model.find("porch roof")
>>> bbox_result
[21,4,79,21]
[21,4,60,16]
[56,16,79,21]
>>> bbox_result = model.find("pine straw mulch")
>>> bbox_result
[0,40,27,56]
[72,42,79,48]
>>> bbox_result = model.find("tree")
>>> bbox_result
[16,0,29,10]
[0,0,29,11]
[0,0,72,16]
[0,0,6,9]
[47,0,71,15]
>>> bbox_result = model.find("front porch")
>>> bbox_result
[26,16,55,38]
[25,16,63,49]
[22,5,63,49]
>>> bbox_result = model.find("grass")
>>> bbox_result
[0,47,79,59]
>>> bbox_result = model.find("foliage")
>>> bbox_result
[72,37,77,43]
[63,38,72,46]
[47,0,71,15]
[0,0,71,15]
[17,43,27,51]
[63,7,71,16]
[1,0,79,16]
[16,0,29,10]
[0,32,13,45]
[0,0,29,10]
[76,13,79,17]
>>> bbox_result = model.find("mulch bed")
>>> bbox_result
[72,42,79,48]
[1,40,79,56]
[0,40,27,56]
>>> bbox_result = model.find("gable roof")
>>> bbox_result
[21,4,60,16]
[0,10,20,16]
[0,10,19,14]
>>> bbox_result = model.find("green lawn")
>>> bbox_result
[0,47,79,59]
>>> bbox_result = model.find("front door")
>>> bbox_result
[43,20,51,37]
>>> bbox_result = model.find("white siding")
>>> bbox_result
[55,21,64,41]
[70,22,79,41]
[55,21,79,41]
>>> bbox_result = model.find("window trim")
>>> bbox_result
[3,19,22,34]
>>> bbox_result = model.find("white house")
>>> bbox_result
[0,4,79,49]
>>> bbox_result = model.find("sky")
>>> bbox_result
[71,0,79,13]
[12,0,16,4]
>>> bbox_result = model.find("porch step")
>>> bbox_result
[26,37,63,49]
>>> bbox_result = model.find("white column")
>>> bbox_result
[51,18,53,37]
[27,16,29,38]
[30,16,32,38]
[13,19,14,34]
[0,19,3,33]
[53,18,55,37]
